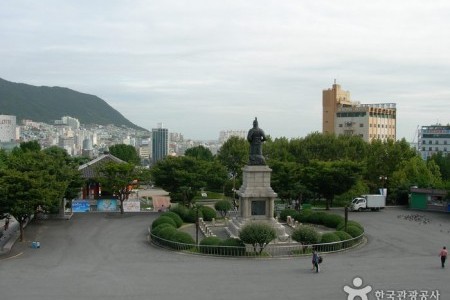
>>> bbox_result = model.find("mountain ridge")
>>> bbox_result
[0,77,147,131]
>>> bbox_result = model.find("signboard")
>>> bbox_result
[123,201,140,212]
[97,199,117,212]
[72,200,90,212]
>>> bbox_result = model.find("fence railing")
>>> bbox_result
[149,231,364,258]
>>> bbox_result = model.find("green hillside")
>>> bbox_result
[0,78,146,131]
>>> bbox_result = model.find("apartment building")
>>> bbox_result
[322,83,396,142]
[418,125,450,159]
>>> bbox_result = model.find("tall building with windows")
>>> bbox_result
[152,123,168,165]
[322,82,396,142]
[0,114,17,142]
[418,125,450,159]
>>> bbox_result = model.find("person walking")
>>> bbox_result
[312,250,320,273]
[439,246,448,268]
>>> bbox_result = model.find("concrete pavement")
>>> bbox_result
[0,207,449,300]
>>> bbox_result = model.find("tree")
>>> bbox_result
[0,149,75,241]
[429,152,450,181]
[109,144,140,165]
[239,222,276,255]
[302,160,362,209]
[96,161,149,214]
[269,160,302,203]
[214,199,232,217]
[389,156,443,204]
[216,136,249,195]
[185,146,214,161]
[151,156,227,207]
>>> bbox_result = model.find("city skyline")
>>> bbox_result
[1,1,450,141]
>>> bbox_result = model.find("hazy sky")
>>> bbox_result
[1,1,450,141]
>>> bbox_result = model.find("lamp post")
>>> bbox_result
[379,176,388,196]
[193,203,200,246]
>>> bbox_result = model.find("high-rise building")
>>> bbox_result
[218,130,247,143]
[152,123,168,165]
[322,83,396,142]
[418,125,450,159]
[0,114,17,142]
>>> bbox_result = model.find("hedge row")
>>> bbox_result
[199,237,246,256]
[282,208,364,252]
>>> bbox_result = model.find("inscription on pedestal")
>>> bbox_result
[251,200,266,215]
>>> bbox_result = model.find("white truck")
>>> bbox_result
[350,194,386,211]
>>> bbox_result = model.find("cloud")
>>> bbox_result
[1,0,449,140]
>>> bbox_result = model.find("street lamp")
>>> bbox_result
[193,203,200,246]
[379,176,388,196]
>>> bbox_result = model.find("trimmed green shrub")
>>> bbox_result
[318,232,342,251]
[171,231,195,244]
[291,225,320,245]
[151,223,176,237]
[305,212,327,225]
[334,230,355,247]
[157,226,178,240]
[184,208,204,223]
[219,238,246,256]
[160,211,183,228]
[239,222,277,255]
[170,205,189,221]
[334,231,353,241]
[322,214,345,229]
[294,209,313,223]
[151,216,177,230]
[279,209,298,222]
[345,225,364,238]
[200,206,216,221]
[336,220,364,231]
[214,200,232,217]
[199,236,222,254]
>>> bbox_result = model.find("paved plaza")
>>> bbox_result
[1,207,449,300]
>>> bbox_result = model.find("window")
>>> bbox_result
[360,124,364,127]
[339,124,343,127]
[435,140,439,144]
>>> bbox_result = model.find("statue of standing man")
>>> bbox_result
[247,117,266,165]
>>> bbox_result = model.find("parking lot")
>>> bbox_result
[1,207,449,300]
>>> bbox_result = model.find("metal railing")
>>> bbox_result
[149,231,365,258]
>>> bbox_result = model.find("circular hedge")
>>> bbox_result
[319,232,342,251]
[200,206,216,221]
[157,226,178,240]
[219,238,246,256]
[184,208,204,223]
[152,223,176,237]
[171,231,195,244]
[199,236,222,254]
[170,205,189,221]
[151,216,177,230]
[345,225,364,238]
[322,214,345,229]
[160,211,183,228]
[336,220,364,231]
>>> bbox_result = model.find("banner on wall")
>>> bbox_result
[123,200,140,212]
[97,199,117,212]
[72,200,90,212]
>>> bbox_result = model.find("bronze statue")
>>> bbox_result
[247,117,266,165]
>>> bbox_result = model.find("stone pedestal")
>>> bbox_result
[226,165,288,241]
